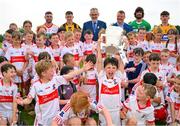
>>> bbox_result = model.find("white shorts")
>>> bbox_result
[0,111,13,122]
[34,116,54,126]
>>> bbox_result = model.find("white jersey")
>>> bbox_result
[0,80,18,111]
[166,43,177,65]
[137,40,150,51]
[98,71,122,111]
[5,46,26,83]
[43,23,59,35]
[80,69,98,100]
[159,63,174,77]
[74,41,84,56]
[127,44,137,61]
[32,46,53,62]
[123,96,155,125]
[83,42,97,56]
[2,40,12,52]
[141,68,167,86]
[149,42,164,53]
[166,86,180,121]
[61,45,82,61]
[28,76,67,125]
[50,46,61,62]
[53,99,103,125]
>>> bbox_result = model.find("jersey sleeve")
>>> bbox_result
[53,103,71,124]
[55,75,68,87]
[13,85,18,98]
[4,48,10,61]
[28,84,36,99]
[123,98,131,110]
[145,107,155,123]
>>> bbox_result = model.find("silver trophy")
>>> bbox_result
[101,26,128,64]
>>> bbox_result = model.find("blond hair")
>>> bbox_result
[64,31,74,41]
[70,91,90,114]
[144,84,156,99]
[35,60,53,78]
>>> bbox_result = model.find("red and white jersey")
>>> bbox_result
[28,76,67,124]
[141,68,167,86]
[127,44,137,61]
[83,42,97,56]
[98,71,122,110]
[32,46,53,62]
[50,46,61,62]
[166,86,180,121]
[53,99,103,125]
[80,69,98,100]
[74,41,84,55]
[43,23,59,35]
[72,67,80,86]
[172,67,180,77]
[0,80,18,111]
[137,40,150,51]
[5,46,26,83]
[61,45,82,61]
[123,96,155,125]
[2,40,12,52]
[159,63,174,77]
[149,43,164,53]
[166,43,177,65]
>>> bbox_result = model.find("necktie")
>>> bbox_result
[93,22,97,33]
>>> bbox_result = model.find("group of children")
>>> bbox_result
[0,21,180,126]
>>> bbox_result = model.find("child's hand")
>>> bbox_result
[16,70,23,76]
[16,97,23,106]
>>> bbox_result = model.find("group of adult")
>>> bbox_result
[7,7,179,42]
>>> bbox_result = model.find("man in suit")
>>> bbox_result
[81,8,107,42]
[112,10,133,34]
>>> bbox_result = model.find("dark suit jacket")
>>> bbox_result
[81,20,106,41]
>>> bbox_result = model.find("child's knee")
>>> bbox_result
[126,117,137,126]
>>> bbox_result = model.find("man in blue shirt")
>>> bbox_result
[112,10,133,34]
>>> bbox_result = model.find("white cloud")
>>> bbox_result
[0,0,179,33]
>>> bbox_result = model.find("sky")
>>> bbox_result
[0,0,179,33]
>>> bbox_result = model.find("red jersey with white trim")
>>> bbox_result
[50,46,61,62]
[123,96,155,125]
[53,99,103,125]
[83,42,97,56]
[0,80,18,111]
[5,46,26,83]
[43,23,59,35]
[61,45,82,61]
[159,63,174,77]
[98,71,122,110]
[149,43,164,53]
[28,76,67,124]
[81,69,98,100]
[166,86,180,121]
[137,40,150,51]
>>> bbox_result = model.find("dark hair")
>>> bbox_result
[133,48,144,56]
[38,52,51,61]
[143,73,157,86]
[5,29,14,35]
[57,27,66,33]
[60,66,74,75]
[149,53,161,61]
[50,33,58,39]
[166,29,178,52]
[85,54,96,64]
[1,64,16,76]
[23,20,32,27]
[63,53,74,64]
[104,57,118,68]
[45,11,52,15]
[160,11,170,16]
[118,10,125,14]
[138,27,146,32]
[65,11,73,15]
[84,29,93,36]
[134,7,144,18]
[0,56,8,64]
